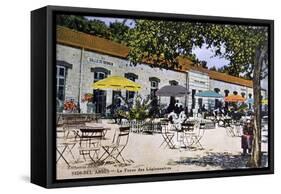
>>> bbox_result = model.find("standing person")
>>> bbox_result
[174,100,179,114]
[241,119,254,155]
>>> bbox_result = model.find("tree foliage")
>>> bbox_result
[200,24,268,79]
[56,15,130,44]
[127,20,268,168]
[127,20,205,68]
[57,15,269,167]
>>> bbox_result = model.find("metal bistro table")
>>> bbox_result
[79,126,111,140]
[77,126,111,163]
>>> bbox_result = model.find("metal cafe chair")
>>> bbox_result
[182,121,205,150]
[100,126,132,165]
[78,128,104,164]
[56,138,77,167]
[181,122,195,148]
[225,119,242,137]
[159,121,175,149]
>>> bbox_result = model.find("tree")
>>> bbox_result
[56,15,89,32]
[56,15,130,44]
[128,20,268,168]
[109,20,131,44]
[200,24,268,167]
[127,20,204,68]
[87,19,111,39]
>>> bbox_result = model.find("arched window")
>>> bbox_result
[169,80,178,86]
[125,72,138,81]
[224,89,229,97]
[214,88,220,93]
[149,77,160,99]
[233,91,238,95]
[91,67,111,81]
[241,92,246,98]
[249,93,252,98]
[125,73,138,100]
[91,67,110,114]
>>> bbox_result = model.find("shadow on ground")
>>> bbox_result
[167,152,268,169]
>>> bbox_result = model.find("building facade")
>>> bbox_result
[56,26,265,114]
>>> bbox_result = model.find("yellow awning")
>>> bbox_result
[91,76,142,92]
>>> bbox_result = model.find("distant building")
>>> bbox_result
[56,26,266,114]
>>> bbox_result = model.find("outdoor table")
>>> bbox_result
[79,126,110,139]
[77,126,111,164]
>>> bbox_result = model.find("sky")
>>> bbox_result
[86,16,268,90]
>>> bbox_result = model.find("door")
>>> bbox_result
[93,90,106,115]
[93,71,107,115]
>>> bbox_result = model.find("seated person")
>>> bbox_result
[168,110,178,124]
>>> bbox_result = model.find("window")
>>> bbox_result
[192,89,196,109]
[56,66,66,101]
[150,81,159,99]
[233,91,238,95]
[92,69,109,114]
[249,93,252,98]
[125,74,137,101]
[112,90,121,107]
[241,92,246,98]
[149,77,160,99]
[151,81,158,88]
[214,88,220,93]
[94,72,106,82]
[169,80,178,86]
[198,98,203,109]
[224,89,229,97]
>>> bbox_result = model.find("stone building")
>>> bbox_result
[56,26,266,114]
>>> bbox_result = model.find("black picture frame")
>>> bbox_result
[31,5,274,188]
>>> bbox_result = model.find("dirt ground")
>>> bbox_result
[56,120,268,180]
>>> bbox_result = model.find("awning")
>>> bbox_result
[195,90,223,98]
[224,94,245,102]
[156,85,188,97]
[91,76,141,92]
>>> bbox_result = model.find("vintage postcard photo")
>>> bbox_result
[55,14,269,180]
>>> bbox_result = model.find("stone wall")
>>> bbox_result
[56,45,82,102]
[57,44,187,113]
[210,79,253,98]
[57,44,266,114]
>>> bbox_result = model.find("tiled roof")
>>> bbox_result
[208,70,253,88]
[178,61,253,88]
[57,26,129,58]
[57,26,253,88]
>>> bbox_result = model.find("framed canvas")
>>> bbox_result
[31,5,274,188]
